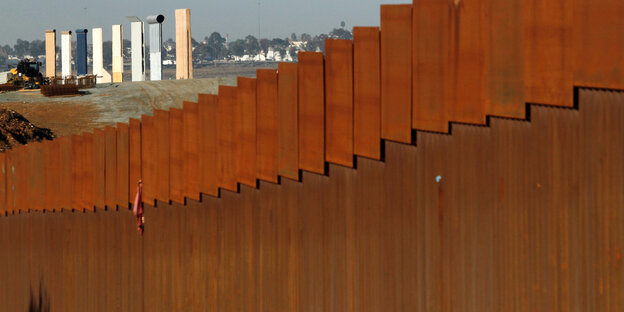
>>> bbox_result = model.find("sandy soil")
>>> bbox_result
[0,63,278,138]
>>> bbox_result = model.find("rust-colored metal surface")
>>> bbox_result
[84,132,96,211]
[116,122,129,208]
[59,136,72,210]
[411,0,450,133]
[237,77,258,188]
[93,129,106,209]
[154,110,170,203]
[1,89,622,311]
[523,0,573,107]
[128,119,141,205]
[298,52,325,174]
[573,0,624,90]
[5,150,14,213]
[71,135,82,211]
[42,140,54,211]
[15,146,27,211]
[256,69,279,183]
[198,94,219,197]
[30,142,44,211]
[277,62,299,181]
[484,0,525,119]
[0,153,5,214]
[380,4,412,143]
[182,101,200,201]
[325,39,354,168]
[448,0,487,125]
[141,115,155,205]
[169,108,185,204]
[217,86,239,192]
[353,27,381,160]
[104,126,117,208]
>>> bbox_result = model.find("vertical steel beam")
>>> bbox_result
[277,62,299,180]
[169,108,184,204]
[380,5,412,143]
[325,39,354,168]
[411,1,449,133]
[198,94,219,197]
[116,122,129,208]
[256,69,279,183]
[353,27,381,159]
[129,119,142,205]
[154,110,170,203]
[298,52,325,174]
[237,77,258,188]
[217,86,238,192]
[104,127,117,209]
[183,101,200,201]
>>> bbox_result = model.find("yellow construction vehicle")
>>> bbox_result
[0,58,49,91]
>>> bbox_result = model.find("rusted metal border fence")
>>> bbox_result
[1,0,623,310]
[2,0,621,212]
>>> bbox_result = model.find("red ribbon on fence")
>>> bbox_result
[133,180,144,235]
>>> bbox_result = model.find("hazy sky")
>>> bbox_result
[0,0,406,46]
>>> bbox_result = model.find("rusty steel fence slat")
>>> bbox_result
[182,101,200,201]
[380,4,412,143]
[353,27,382,160]
[169,108,185,204]
[217,86,239,193]
[198,94,219,197]
[298,52,325,174]
[325,39,354,168]
[277,62,299,181]
[237,77,258,188]
[256,69,279,183]
[116,122,130,208]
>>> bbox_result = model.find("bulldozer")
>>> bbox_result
[0,58,49,91]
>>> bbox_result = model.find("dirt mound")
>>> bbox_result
[0,109,54,152]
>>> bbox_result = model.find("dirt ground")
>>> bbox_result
[0,109,54,151]
[0,63,277,138]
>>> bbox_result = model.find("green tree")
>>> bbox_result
[329,28,352,40]
[13,39,30,57]
[290,33,297,41]
[103,41,112,68]
[29,40,45,57]
[259,38,270,53]
[245,35,260,55]
[300,33,312,42]
[229,39,246,57]
[206,32,227,60]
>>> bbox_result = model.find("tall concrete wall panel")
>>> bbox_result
[112,25,123,83]
[147,15,165,81]
[61,31,72,78]
[175,8,193,79]
[127,17,145,82]
[92,28,112,83]
[44,29,56,78]
[75,29,88,76]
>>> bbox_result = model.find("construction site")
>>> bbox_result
[0,1,623,311]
